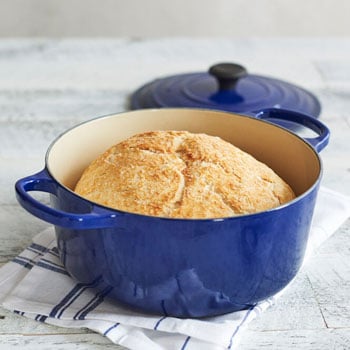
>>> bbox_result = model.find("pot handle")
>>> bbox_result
[15,169,119,229]
[254,108,330,153]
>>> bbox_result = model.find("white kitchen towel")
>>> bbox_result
[0,186,350,350]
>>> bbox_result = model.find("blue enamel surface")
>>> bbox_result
[255,108,330,152]
[130,72,321,118]
[15,163,321,318]
[14,108,327,317]
[52,183,318,317]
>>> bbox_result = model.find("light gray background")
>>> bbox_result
[1,0,349,37]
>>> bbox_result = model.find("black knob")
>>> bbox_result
[209,63,247,90]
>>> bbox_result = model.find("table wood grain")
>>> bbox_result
[0,38,349,349]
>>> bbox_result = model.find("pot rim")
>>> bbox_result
[42,108,324,222]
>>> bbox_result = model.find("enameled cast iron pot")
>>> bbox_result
[15,108,329,318]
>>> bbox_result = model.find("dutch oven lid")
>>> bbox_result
[130,63,321,117]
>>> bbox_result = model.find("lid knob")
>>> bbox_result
[209,63,247,91]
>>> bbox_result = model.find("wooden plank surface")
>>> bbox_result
[0,38,349,349]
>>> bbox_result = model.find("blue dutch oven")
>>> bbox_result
[15,108,329,318]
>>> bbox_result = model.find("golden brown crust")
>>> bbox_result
[74,131,295,218]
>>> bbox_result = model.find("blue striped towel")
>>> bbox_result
[0,187,349,350]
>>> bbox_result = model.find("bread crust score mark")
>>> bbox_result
[74,131,295,218]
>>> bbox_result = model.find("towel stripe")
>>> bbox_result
[26,247,44,256]
[12,256,35,269]
[154,316,167,330]
[48,249,59,258]
[227,306,254,349]
[30,242,49,253]
[74,285,113,320]
[56,278,104,319]
[36,261,69,276]
[12,258,33,270]
[14,310,25,316]
[34,314,48,322]
[39,315,48,322]
[13,254,68,275]
[13,256,36,264]
[181,336,191,350]
[51,247,59,255]
[50,276,103,318]
[103,322,120,336]
[40,258,64,268]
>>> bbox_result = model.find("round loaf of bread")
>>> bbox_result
[74,130,295,218]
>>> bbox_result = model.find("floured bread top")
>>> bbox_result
[74,131,295,218]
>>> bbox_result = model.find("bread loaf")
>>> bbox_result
[74,130,295,218]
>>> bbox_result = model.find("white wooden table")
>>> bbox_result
[0,38,349,349]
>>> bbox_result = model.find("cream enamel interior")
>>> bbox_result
[47,109,321,197]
